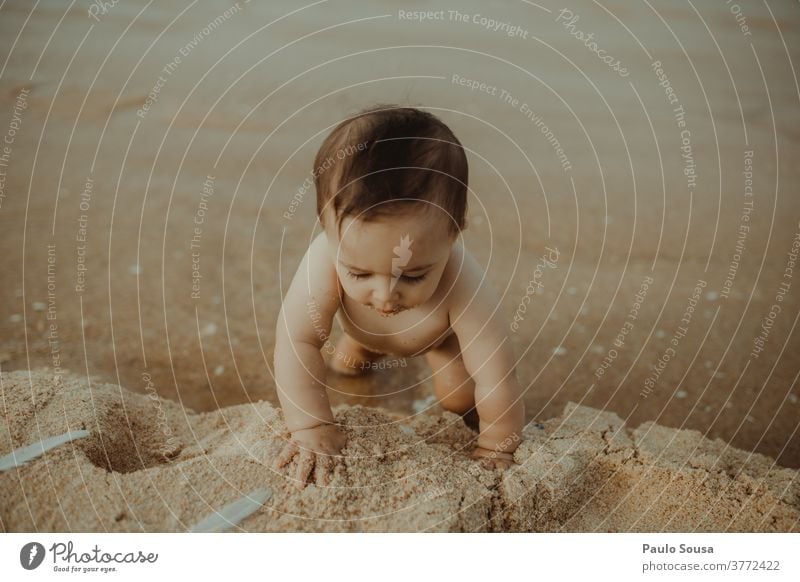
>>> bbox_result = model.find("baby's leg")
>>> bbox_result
[329,332,385,376]
[425,332,477,425]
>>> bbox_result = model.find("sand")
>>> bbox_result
[1,370,797,532]
[1,0,799,471]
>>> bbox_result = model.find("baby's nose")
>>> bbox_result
[373,278,399,302]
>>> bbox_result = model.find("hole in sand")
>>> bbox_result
[80,405,181,473]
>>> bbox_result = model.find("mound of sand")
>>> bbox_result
[1,370,797,532]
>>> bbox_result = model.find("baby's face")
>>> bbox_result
[323,208,456,316]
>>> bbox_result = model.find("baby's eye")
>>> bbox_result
[400,273,428,284]
[346,271,370,280]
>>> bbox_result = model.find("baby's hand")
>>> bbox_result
[471,445,516,471]
[274,424,347,489]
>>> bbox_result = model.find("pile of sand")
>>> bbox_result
[1,370,797,532]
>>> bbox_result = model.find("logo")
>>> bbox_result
[390,234,413,291]
[20,542,45,570]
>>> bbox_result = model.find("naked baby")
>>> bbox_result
[274,106,525,487]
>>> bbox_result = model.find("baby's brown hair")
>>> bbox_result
[314,105,468,237]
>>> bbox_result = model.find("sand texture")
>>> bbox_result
[1,370,797,532]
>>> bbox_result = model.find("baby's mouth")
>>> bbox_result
[367,304,404,316]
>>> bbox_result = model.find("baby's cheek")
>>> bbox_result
[342,282,359,299]
[349,283,370,302]
[411,283,435,305]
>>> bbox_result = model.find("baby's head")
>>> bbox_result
[315,105,468,316]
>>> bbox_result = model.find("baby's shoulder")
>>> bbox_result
[440,241,485,306]
[308,231,329,259]
[293,231,341,304]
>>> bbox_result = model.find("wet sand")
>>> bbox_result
[0,0,799,478]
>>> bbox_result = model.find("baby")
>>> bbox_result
[274,106,525,487]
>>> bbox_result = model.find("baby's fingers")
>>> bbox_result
[313,454,334,486]
[479,456,495,470]
[471,447,515,471]
[294,449,315,489]
[486,457,513,470]
[274,441,299,469]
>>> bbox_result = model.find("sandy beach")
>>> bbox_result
[0,0,799,531]
[2,370,797,532]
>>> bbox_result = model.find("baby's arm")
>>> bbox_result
[273,233,345,487]
[449,248,525,469]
